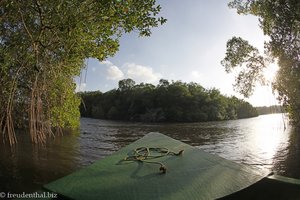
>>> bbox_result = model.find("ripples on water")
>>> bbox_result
[1,113,299,193]
[78,114,299,176]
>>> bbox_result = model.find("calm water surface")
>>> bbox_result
[1,113,300,193]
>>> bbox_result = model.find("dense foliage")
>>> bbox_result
[79,79,258,122]
[255,105,285,115]
[222,0,300,125]
[0,0,165,145]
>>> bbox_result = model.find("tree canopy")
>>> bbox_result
[222,0,300,125]
[0,0,166,145]
[79,79,258,122]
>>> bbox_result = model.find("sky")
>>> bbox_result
[76,0,279,107]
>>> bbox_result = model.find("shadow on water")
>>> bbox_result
[0,131,80,193]
[273,126,300,178]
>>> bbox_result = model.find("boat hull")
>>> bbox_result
[222,175,300,199]
[40,132,300,200]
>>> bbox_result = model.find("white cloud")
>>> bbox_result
[103,60,162,84]
[106,65,124,80]
[186,70,206,85]
[101,60,113,66]
[191,70,202,79]
[102,59,125,80]
[75,83,87,92]
[124,63,162,83]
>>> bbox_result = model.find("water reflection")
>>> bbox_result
[253,117,288,169]
[79,114,295,176]
[0,131,80,193]
[196,114,290,171]
[274,126,300,177]
[251,114,289,161]
[1,113,299,193]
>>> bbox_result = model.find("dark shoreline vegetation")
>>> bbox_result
[223,1,300,127]
[255,105,285,116]
[79,79,258,122]
[2,0,299,146]
[1,1,166,145]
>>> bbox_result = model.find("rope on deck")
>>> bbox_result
[122,147,184,174]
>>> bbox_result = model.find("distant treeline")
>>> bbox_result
[255,105,285,115]
[79,79,258,122]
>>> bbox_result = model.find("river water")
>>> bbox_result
[1,113,300,193]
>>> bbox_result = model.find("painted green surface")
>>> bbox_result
[44,132,269,200]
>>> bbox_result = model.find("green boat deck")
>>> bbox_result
[43,132,275,200]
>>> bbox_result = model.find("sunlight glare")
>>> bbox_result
[251,114,288,161]
[263,63,279,84]
[247,63,279,107]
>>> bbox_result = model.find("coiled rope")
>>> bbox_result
[122,147,184,174]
